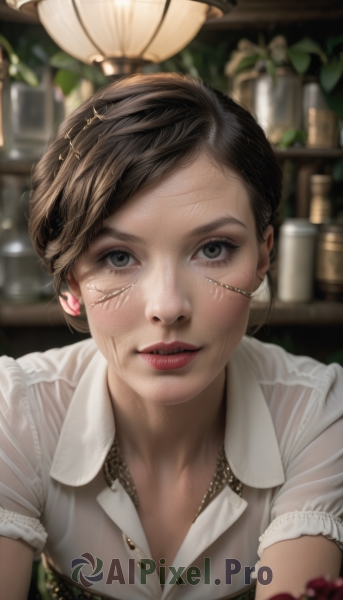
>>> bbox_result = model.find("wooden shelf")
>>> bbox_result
[0,299,65,326]
[275,147,343,160]
[0,157,38,175]
[2,0,342,26]
[204,0,343,29]
[251,299,343,326]
[2,0,343,26]
[1,298,342,327]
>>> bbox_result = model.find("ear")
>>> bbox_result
[66,268,82,300]
[59,269,83,316]
[59,292,81,317]
[254,224,274,291]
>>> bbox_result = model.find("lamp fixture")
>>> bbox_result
[6,0,237,75]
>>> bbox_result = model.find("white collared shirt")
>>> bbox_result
[0,335,343,600]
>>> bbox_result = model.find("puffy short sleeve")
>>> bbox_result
[0,355,47,557]
[257,362,343,560]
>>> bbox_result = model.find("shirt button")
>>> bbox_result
[126,538,136,550]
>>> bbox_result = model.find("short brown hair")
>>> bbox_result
[29,72,282,334]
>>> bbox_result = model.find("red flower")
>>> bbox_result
[268,577,343,600]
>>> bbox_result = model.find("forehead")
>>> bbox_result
[103,152,255,233]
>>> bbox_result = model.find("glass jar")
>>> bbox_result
[316,222,343,301]
[277,219,318,302]
[253,68,302,145]
[303,82,337,148]
[309,174,332,225]
[1,233,43,303]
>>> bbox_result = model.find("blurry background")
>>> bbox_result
[0,0,343,365]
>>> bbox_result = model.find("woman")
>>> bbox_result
[0,73,342,600]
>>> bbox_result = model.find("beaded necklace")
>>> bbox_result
[102,438,243,522]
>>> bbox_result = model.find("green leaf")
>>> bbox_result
[235,53,261,73]
[54,69,80,96]
[326,35,343,57]
[287,48,311,74]
[8,64,18,77]
[50,51,81,74]
[279,130,297,149]
[15,61,39,86]
[80,64,107,87]
[288,37,326,62]
[181,49,199,78]
[320,55,343,93]
[0,34,14,58]
[266,59,276,84]
[31,44,50,64]
[322,80,343,118]
[2,35,47,87]
[332,157,343,182]
[279,129,307,149]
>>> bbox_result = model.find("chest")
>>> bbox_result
[119,443,243,568]
[133,467,215,567]
[43,477,266,599]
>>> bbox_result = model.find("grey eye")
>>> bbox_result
[109,251,130,267]
[203,243,222,259]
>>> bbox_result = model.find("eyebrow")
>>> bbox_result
[94,215,247,245]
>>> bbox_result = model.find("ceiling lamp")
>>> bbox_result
[6,0,236,75]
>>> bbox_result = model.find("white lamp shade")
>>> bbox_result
[37,0,209,65]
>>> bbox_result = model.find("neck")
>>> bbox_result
[107,367,227,472]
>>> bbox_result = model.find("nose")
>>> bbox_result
[144,262,192,325]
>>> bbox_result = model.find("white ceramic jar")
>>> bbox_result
[277,219,318,303]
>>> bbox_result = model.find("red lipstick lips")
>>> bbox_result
[139,341,200,353]
[138,341,201,371]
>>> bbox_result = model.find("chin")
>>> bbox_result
[132,371,216,406]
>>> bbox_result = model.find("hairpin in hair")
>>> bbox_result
[64,127,81,160]
[82,106,106,130]
[57,106,106,164]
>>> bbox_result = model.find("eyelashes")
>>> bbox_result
[97,238,240,274]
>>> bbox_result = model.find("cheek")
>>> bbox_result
[198,282,251,335]
[82,280,141,336]
[195,258,256,334]
[78,262,141,334]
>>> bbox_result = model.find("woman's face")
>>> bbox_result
[68,152,273,405]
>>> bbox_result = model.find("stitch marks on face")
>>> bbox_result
[205,277,253,299]
[86,281,138,308]
[85,275,253,312]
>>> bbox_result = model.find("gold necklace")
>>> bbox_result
[102,439,243,522]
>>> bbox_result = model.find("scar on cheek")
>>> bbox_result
[87,281,137,308]
[205,277,253,299]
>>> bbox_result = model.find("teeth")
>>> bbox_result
[150,349,189,355]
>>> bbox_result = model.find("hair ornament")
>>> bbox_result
[58,107,106,164]
[82,106,106,130]
[64,127,81,160]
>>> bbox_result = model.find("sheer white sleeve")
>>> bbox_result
[257,362,343,559]
[0,356,47,556]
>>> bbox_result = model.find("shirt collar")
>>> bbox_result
[50,338,285,488]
